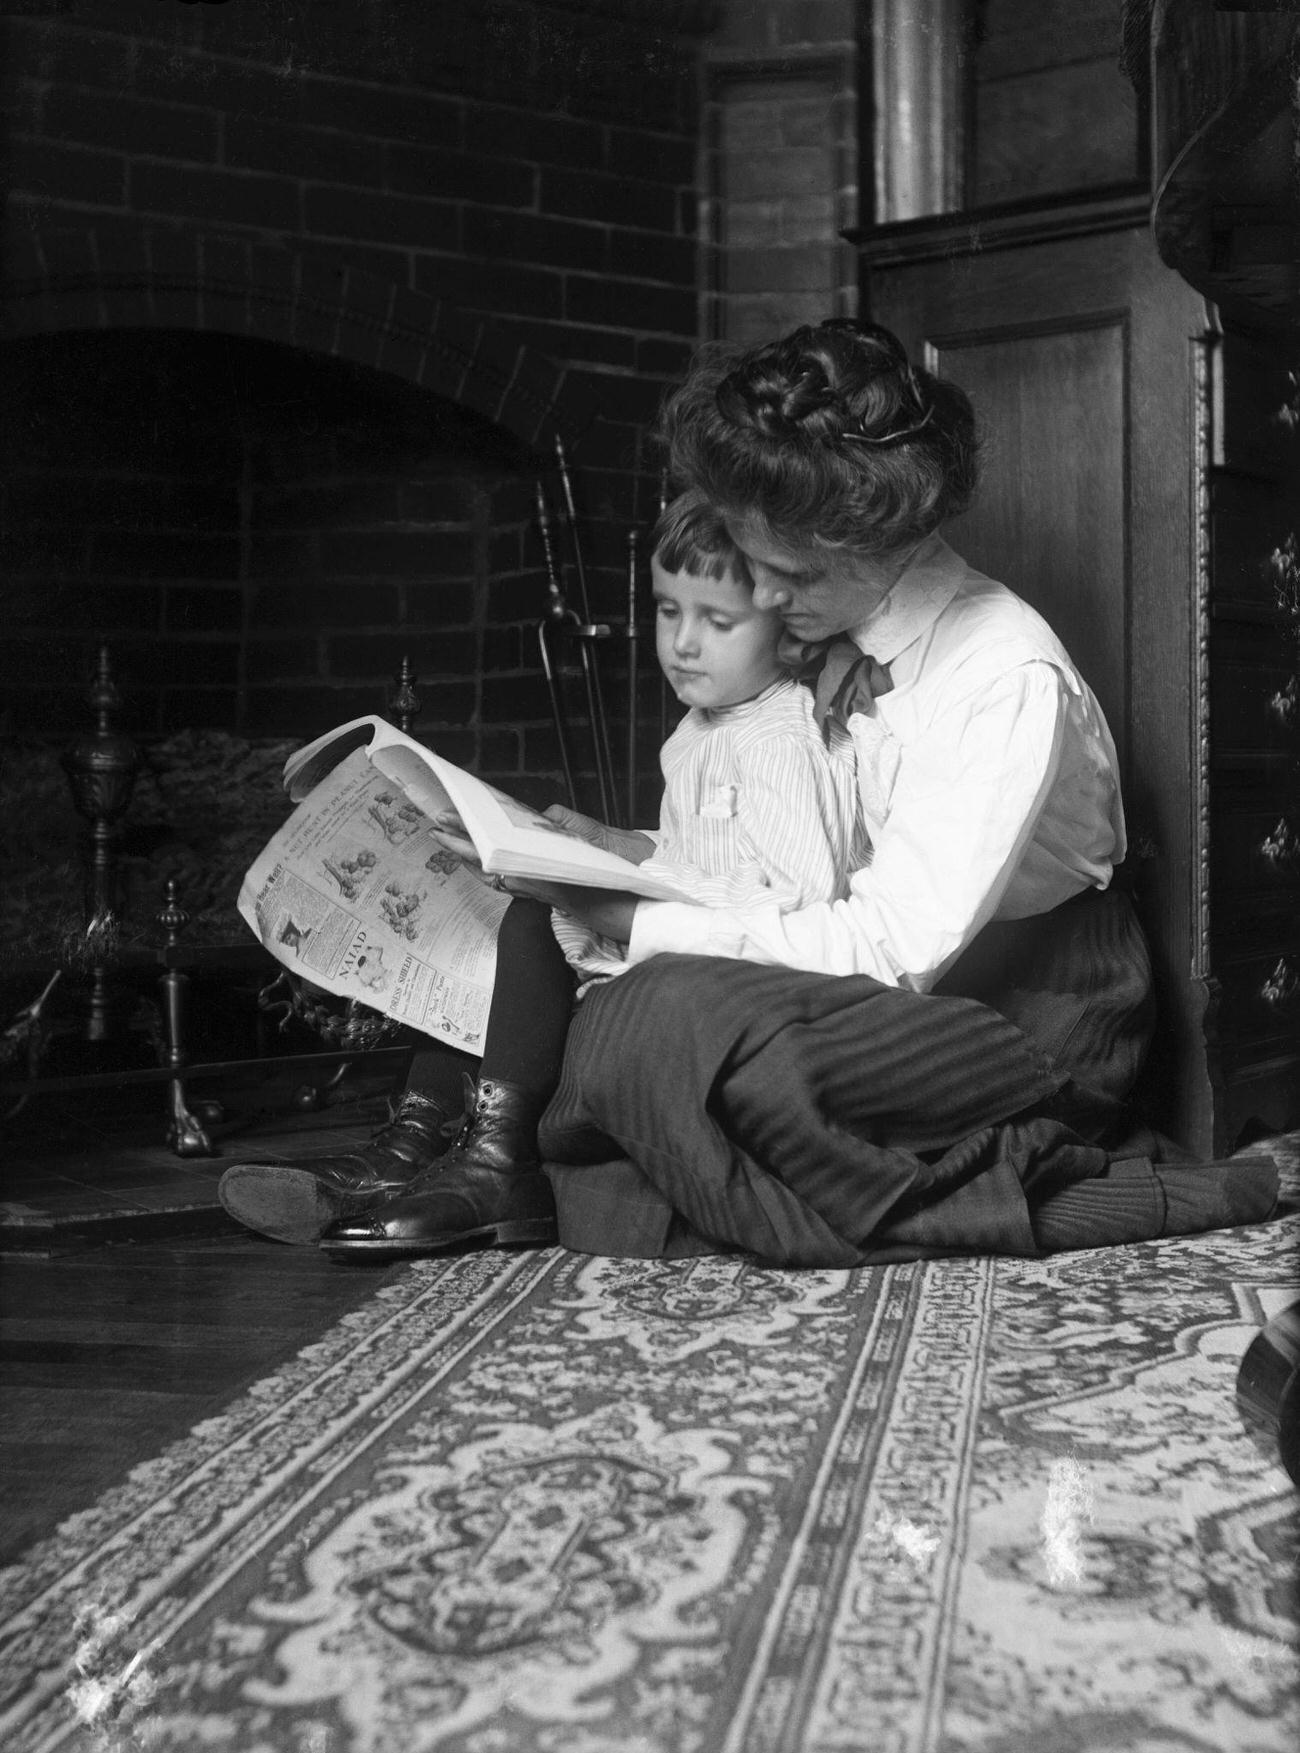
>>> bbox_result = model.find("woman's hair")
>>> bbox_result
[651,486,752,585]
[656,319,979,564]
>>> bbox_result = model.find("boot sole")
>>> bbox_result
[218,1166,346,1247]
[320,1217,558,1260]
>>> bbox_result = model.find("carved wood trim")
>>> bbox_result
[544,0,714,28]
[1190,327,1217,983]
[848,190,1153,266]
[918,307,1131,359]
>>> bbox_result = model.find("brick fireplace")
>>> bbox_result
[1,0,712,809]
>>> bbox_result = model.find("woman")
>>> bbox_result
[503,317,1275,1265]
[226,319,1278,1263]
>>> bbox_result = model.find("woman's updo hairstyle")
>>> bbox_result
[657,318,978,562]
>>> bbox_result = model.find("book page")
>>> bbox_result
[238,748,509,1052]
[379,746,685,901]
[281,714,685,901]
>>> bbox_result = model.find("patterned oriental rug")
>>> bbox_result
[2,1184,1298,1752]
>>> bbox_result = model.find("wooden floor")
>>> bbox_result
[0,1232,404,1568]
[1,1053,413,1245]
[0,1062,417,1570]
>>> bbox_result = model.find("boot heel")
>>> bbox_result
[319,1075,556,1258]
[490,1217,558,1246]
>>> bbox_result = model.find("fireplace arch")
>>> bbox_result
[1,224,622,780]
[1,224,597,455]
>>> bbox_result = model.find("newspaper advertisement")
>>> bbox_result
[237,748,510,1053]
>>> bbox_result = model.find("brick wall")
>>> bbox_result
[1,0,711,812]
[4,327,557,774]
[701,0,860,342]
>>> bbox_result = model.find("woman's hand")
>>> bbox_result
[426,816,481,865]
[501,877,638,945]
[542,804,656,866]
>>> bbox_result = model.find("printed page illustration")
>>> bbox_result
[239,748,510,1052]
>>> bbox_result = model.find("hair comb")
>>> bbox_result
[840,404,935,448]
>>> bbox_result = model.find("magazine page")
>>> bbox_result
[238,747,510,1053]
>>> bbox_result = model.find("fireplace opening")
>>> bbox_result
[3,326,552,774]
[2,322,659,985]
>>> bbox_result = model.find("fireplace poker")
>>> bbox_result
[658,467,671,747]
[534,483,580,810]
[554,435,619,824]
[625,528,640,826]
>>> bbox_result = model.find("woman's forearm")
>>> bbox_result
[502,878,639,945]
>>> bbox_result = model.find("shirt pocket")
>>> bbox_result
[680,786,744,876]
[698,782,739,820]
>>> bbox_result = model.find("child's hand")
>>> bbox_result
[542,805,656,865]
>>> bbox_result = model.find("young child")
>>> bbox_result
[550,486,867,984]
[219,491,864,1256]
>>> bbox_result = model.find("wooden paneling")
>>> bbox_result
[1211,474,1297,612]
[1216,331,1300,480]
[973,0,1124,82]
[862,208,1300,1154]
[969,0,1141,208]
[1211,642,1300,765]
[1202,309,1300,1149]
[864,223,1211,1148]
[972,59,1141,208]
[1210,802,1300,910]
[935,319,1129,759]
[1213,940,1300,1058]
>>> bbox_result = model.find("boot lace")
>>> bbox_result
[379,1078,470,1148]
[447,1071,481,1149]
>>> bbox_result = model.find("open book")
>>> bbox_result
[238,717,670,1053]
[284,716,679,901]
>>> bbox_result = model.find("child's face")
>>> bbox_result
[653,557,786,711]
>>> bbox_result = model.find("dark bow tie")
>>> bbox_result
[786,634,892,736]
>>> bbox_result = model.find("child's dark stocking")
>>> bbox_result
[321,896,576,1257]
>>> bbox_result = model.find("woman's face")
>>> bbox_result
[724,521,898,642]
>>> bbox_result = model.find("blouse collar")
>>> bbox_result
[848,533,967,664]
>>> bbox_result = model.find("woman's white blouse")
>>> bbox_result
[626,537,1126,993]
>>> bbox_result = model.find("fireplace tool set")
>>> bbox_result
[2,647,225,1153]
[535,436,665,829]
[2,649,415,1151]
[3,455,665,1152]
